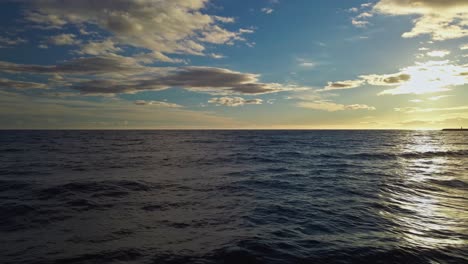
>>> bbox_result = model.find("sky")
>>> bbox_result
[0,0,467,129]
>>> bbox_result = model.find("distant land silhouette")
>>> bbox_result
[442,127,467,131]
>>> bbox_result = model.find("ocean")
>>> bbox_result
[1,130,467,264]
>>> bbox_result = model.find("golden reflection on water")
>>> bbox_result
[381,131,468,249]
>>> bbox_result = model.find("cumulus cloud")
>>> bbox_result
[208,97,263,107]
[298,100,376,111]
[20,0,250,57]
[134,100,182,108]
[373,0,468,40]
[0,78,47,89]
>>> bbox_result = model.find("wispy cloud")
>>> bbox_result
[261,8,274,14]
[395,105,468,113]
[298,100,375,112]
[0,36,27,48]
[208,97,263,107]
[134,100,182,108]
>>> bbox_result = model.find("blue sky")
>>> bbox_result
[0,0,467,129]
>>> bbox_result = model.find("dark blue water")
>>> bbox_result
[1,130,467,264]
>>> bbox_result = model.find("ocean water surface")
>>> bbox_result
[0,130,467,264]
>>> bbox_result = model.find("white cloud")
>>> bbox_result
[208,97,263,107]
[373,0,468,41]
[209,53,226,59]
[297,58,317,68]
[261,8,274,14]
[428,95,453,101]
[426,50,450,57]
[298,100,375,111]
[352,18,370,27]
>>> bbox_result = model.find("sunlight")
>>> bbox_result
[381,132,468,249]
[380,61,468,95]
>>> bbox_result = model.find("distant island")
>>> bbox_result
[442,127,467,131]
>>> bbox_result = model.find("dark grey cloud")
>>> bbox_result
[383,73,411,84]
[0,55,144,75]
[72,67,290,95]
[320,79,365,91]
[0,58,298,95]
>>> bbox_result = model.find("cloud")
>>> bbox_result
[0,55,148,76]
[350,2,374,28]
[76,39,122,56]
[352,19,370,28]
[261,8,274,14]
[373,0,468,40]
[297,58,317,68]
[19,0,250,58]
[0,78,47,89]
[47,33,80,45]
[428,95,453,101]
[0,91,241,129]
[426,50,450,57]
[395,105,468,113]
[320,79,365,91]
[327,60,467,95]
[0,57,303,95]
[209,53,226,59]
[134,100,182,108]
[379,61,468,95]
[208,97,263,107]
[0,36,27,48]
[298,100,375,111]
[361,73,411,86]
